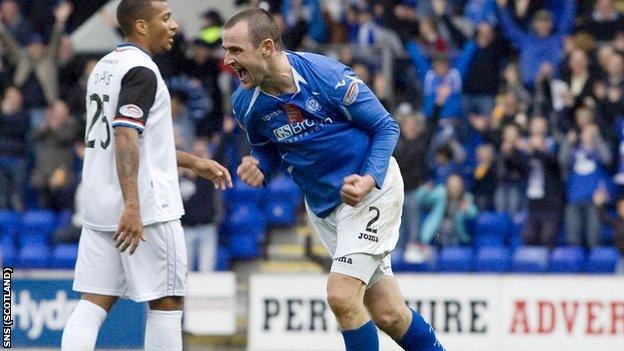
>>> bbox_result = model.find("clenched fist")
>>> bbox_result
[237,156,265,187]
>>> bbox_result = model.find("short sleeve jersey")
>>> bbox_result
[81,43,184,230]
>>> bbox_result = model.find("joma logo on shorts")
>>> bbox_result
[334,256,353,264]
[358,233,379,242]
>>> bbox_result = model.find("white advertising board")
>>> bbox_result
[248,274,624,351]
[183,272,236,335]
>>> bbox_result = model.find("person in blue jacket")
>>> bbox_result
[496,0,576,89]
[222,8,445,351]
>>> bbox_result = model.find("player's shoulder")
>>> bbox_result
[231,84,257,118]
[287,50,349,77]
[107,44,159,74]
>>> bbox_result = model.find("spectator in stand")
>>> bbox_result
[405,30,478,141]
[31,99,80,211]
[559,49,597,113]
[496,123,528,216]
[559,116,612,249]
[491,89,529,139]
[0,86,28,211]
[0,1,72,128]
[395,85,449,254]
[403,174,478,263]
[472,143,497,211]
[508,117,565,248]
[171,91,196,153]
[577,0,624,42]
[53,142,85,244]
[593,187,624,274]
[183,38,224,137]
[0,0,34,46]
[180,139,221,271]
[64,59,97,120]
[496,0,576,90]
[281,0,327,45]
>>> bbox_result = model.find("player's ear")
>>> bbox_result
[135,19,148,36]
[260,39,274,57]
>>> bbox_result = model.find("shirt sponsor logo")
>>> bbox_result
[119,104,144,119]
[272,117,335,142]
[343,81,359,106]
[305,97,320,112]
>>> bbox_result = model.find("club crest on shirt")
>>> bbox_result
[343,81,359,106]
[283,103,304,124]
[305,97,320,112]
[119,104,144,119]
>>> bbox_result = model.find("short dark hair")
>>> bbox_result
[117,0,165,37]
[223,8,283,51]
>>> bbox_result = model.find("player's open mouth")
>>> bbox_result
[234,67,248,81]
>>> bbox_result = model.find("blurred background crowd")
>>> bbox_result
[1,0,624,274]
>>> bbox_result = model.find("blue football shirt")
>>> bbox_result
[232,51,399,218]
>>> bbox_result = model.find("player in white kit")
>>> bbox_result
[60,1,232,350]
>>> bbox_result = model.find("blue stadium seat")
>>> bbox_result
[225,203,267,239]
[0,210,20,240]
[266,201,298,226]
[475,246,511,273]
[215,246,231,271]
[392,248,438,273]
[511,246,549,273]
[20,209,57,241]
[18,245,50,269]
[50,243,79,269]
[585,246,620,274]
[265,175,301,226]
[18,233,49,248]
[437,246,474,272]
[228,233,261,259]
[223,179,266,207]
[508,212,526,249]
[473,212,510,248]
[549,246,585,273]
[0,237,17,267]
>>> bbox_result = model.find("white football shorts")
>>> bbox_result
[306,157,404,287]
[73,219,187,302]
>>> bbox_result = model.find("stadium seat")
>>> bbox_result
[225,203,267,239]
[0,238,17,267]
[266,200,298,226]
[549,246,585,273]
[223,179,266,207]
[437,246,474,272]
[20,209,57,241]
[475,246,511,273]
[511,246,549,273]
[508,212,526,249]
[50,243,79,269]
[265,174,301,226]
[585,246,620,274]
[392,247,438,273]
[0,210,20,240]
[228,233,261,259]
[215,246,231,271]
[18,244,50,269]
[473,212,510,248]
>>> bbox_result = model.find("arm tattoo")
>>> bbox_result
[115,129,140,206]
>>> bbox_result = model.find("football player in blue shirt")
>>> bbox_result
[223,8,444,351]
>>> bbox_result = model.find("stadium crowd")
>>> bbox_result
[1,0,624,273]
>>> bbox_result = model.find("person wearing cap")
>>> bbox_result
[496,0,576,90]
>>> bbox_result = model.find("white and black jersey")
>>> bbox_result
[81,43,184,231]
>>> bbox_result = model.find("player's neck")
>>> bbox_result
[123,37,153,56]
[259,52,297,96]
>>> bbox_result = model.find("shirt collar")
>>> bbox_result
[115,43,152,58]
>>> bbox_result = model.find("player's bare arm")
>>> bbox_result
[176,150,233,190]
[236,156,264,187]
[112,127,144,255]
[340,174,376,207]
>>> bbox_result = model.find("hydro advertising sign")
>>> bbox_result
[5,271,145,348]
